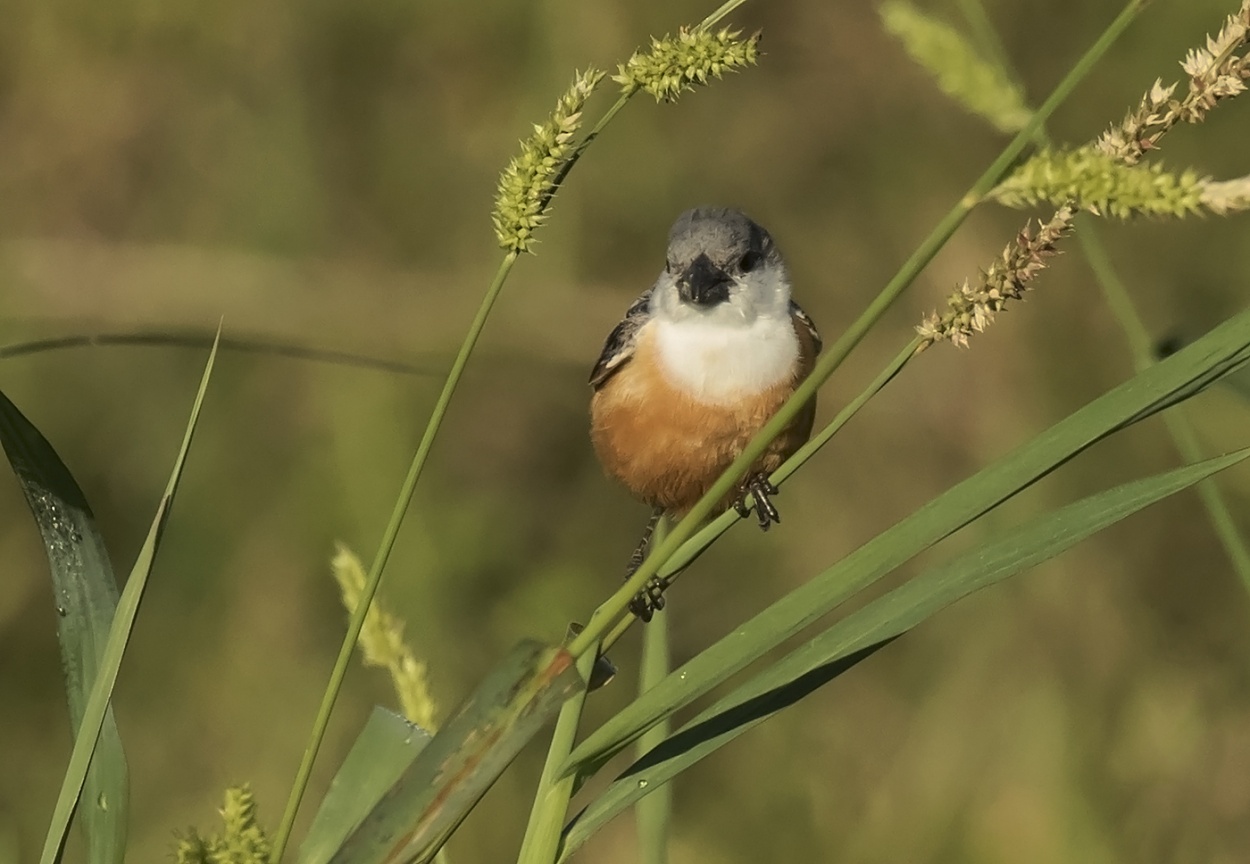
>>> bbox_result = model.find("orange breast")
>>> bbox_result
[590,324,814,515]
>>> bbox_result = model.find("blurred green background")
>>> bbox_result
[3,0,1250,861]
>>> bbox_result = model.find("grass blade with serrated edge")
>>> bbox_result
[563,304,1250,779]
[0,392,129,864]
[559,447,1250,858]
[300,708,432,864]
[36,334,218,864]
[328,641,582,864]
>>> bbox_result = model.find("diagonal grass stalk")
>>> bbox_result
[561,304,1250,785]
[273,12,676,847]
[645,339,919,599]
[556,446,1250,858]
[271,251,518,861]
[567,0,1148,661]
[1078,223,1250,589]
[590,336,919,665]
[37,336,218,864]
[953,0,1250,596]
[701,0,750,28]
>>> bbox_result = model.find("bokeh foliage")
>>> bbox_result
[3,1,1250,862]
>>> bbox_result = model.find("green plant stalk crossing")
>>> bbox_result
[1078,222,1250,590]
[272,253,520,863]
[516,650,599,864]
[953,0,1250,601]
[38,337,218,864]
[566,0,1147,661]
[652,340,918,590]
[275,14,754,846]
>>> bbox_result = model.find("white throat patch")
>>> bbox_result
[651,314,799,405]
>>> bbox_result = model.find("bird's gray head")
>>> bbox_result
[650,208,791,326]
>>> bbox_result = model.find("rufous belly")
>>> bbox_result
[590,329,813,515]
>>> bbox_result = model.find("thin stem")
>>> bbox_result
[636,519,672,864]
[1079,222,1250,590]
[551,92,635,195]
[567,0,1145,661]
[701,0,750,28]
[1076,225,1154,370]
[654,339,918,586]
[517,650,598,864]
[957,0,1250,595]
[0,330,434,375]
[271,252,520,863]
[600,611,636,655]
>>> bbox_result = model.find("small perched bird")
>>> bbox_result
[589,207,821,615]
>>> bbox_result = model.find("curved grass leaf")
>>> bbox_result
[35,335,218,864]
[329,640,582,864]
[564,305,1250,779]
[300,708,432,864]
[559,447,1250,858]
[0,393,129,864]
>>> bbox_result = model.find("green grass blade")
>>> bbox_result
[515,651,598,864]
[275,253,520,864]
[636,518,671,864]
[634,607,671,864]
[35,335,219,864]
[1077,222,1250,595]
[329,641,583,864]
[0,392,129,864]
[559,448,1250,858]
[566,0,1147,662]
[300,708,432,864]
[564,304,1250,778]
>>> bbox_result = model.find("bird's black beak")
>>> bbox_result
[677,254,732,307]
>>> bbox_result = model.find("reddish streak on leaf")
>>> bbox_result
[377,646,576,864]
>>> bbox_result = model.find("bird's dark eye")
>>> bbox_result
[665,259,673,274]
[739,250,762,273]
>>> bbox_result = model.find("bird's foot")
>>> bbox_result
[625,509,668,622]
[734,473,781,531]
[627,573,670,623]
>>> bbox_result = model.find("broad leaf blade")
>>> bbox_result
[37,336,219,864]
[0,391,129,864]
[559,448,1250,858]
[300,708,432,864]
[565,306,1250,775]
[330,640,582,864]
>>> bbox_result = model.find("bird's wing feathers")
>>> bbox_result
[789,300,822,356]
[589,289,653,390]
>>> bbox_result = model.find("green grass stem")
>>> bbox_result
[630,338,918,612]
[567,0,1146,661]
[1078,224,1250,590]
[954,0,1250,601]
[636,518,672,864]
[272,253,519,862]
[37,337,218,864]
[515,650,599,864]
